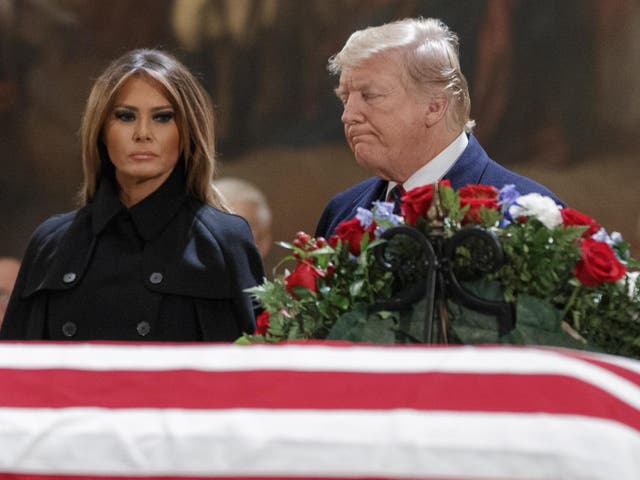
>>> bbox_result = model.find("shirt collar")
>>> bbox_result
[92,165,188,241]
[387,131,468,196]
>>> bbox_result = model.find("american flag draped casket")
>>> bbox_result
[0,342,638,480]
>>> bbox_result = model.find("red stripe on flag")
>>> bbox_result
[549,350,640,386]
[1,369,638,430]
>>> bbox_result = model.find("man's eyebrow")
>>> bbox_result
[335,81,364,93]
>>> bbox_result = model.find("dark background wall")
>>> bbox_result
[1,0,639,274]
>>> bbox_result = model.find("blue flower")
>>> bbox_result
[371,201,395,219]
[592,227,613,245]
[356,207,374,229]
[611,231,623,244]
[498,184,520,226]
[592,228,629,263]
[371,201,403,234]
[498,184,520,209]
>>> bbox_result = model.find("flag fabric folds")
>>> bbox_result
[0,342,639,479]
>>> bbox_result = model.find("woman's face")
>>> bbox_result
[103,75,181,206]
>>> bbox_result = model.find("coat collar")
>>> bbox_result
[442,134,490,190]
[91,164,188,242]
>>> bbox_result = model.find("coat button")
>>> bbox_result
[136,321,151,337]
[62,321,77,337]
[149,272,163,284]
[62,272,77,284]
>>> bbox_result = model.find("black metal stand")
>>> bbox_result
[373,184,515,343]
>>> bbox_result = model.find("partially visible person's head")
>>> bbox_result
[81,48,224,208]
[329,18,473,182]
[0,257,20,325]
[214,177,272,258]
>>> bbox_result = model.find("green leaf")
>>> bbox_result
[397,297,431,343]
[449,303,502,344]
[365,238,387,250]
[329,294,350,310]
[326,307,397,344]
[291,285,316,300]
[307,246,336,257]
[326,308,367,341]
[479,207,501,227]
[502,294,585,349]
[461,279,505,301]
[439,184,457,209]
[234,334,254,344]
[361,312,398,344]
[516,294,562,331]
[448,280,507,344]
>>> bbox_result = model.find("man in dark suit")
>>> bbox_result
[315,17,562,238]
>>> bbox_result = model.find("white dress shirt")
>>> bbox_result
[387,131,468,198]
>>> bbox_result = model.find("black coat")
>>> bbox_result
[0,167,264,341]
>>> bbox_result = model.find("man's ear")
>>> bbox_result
[424,95,448,127]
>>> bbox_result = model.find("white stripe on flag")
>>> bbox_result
[0,407,638,479]
[1,344,638,410]
[0,343,628,375]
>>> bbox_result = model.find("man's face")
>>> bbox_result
[336,54,428,182]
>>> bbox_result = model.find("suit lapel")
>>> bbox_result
[365,178,388,206]
[331,179,387,234]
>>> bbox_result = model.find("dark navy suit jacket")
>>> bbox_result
[315,135,564,238]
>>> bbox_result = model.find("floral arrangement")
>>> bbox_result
[240,182,640,358]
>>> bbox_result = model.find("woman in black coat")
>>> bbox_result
[0,49,264,341]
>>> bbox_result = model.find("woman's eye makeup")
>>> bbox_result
[113,109,175,123]
[114,109,135,121]
[153,111,175,123]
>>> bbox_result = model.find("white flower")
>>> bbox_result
[508,193,562,229]
[618,271,640,300]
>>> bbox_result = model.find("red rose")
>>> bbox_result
[255,310,270,335]
[561,208,601,237]
[334,217,375,256]
[458,184,499,224]
[400,180,451,225]
[575,238,626,286]
[285,261,324,297]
